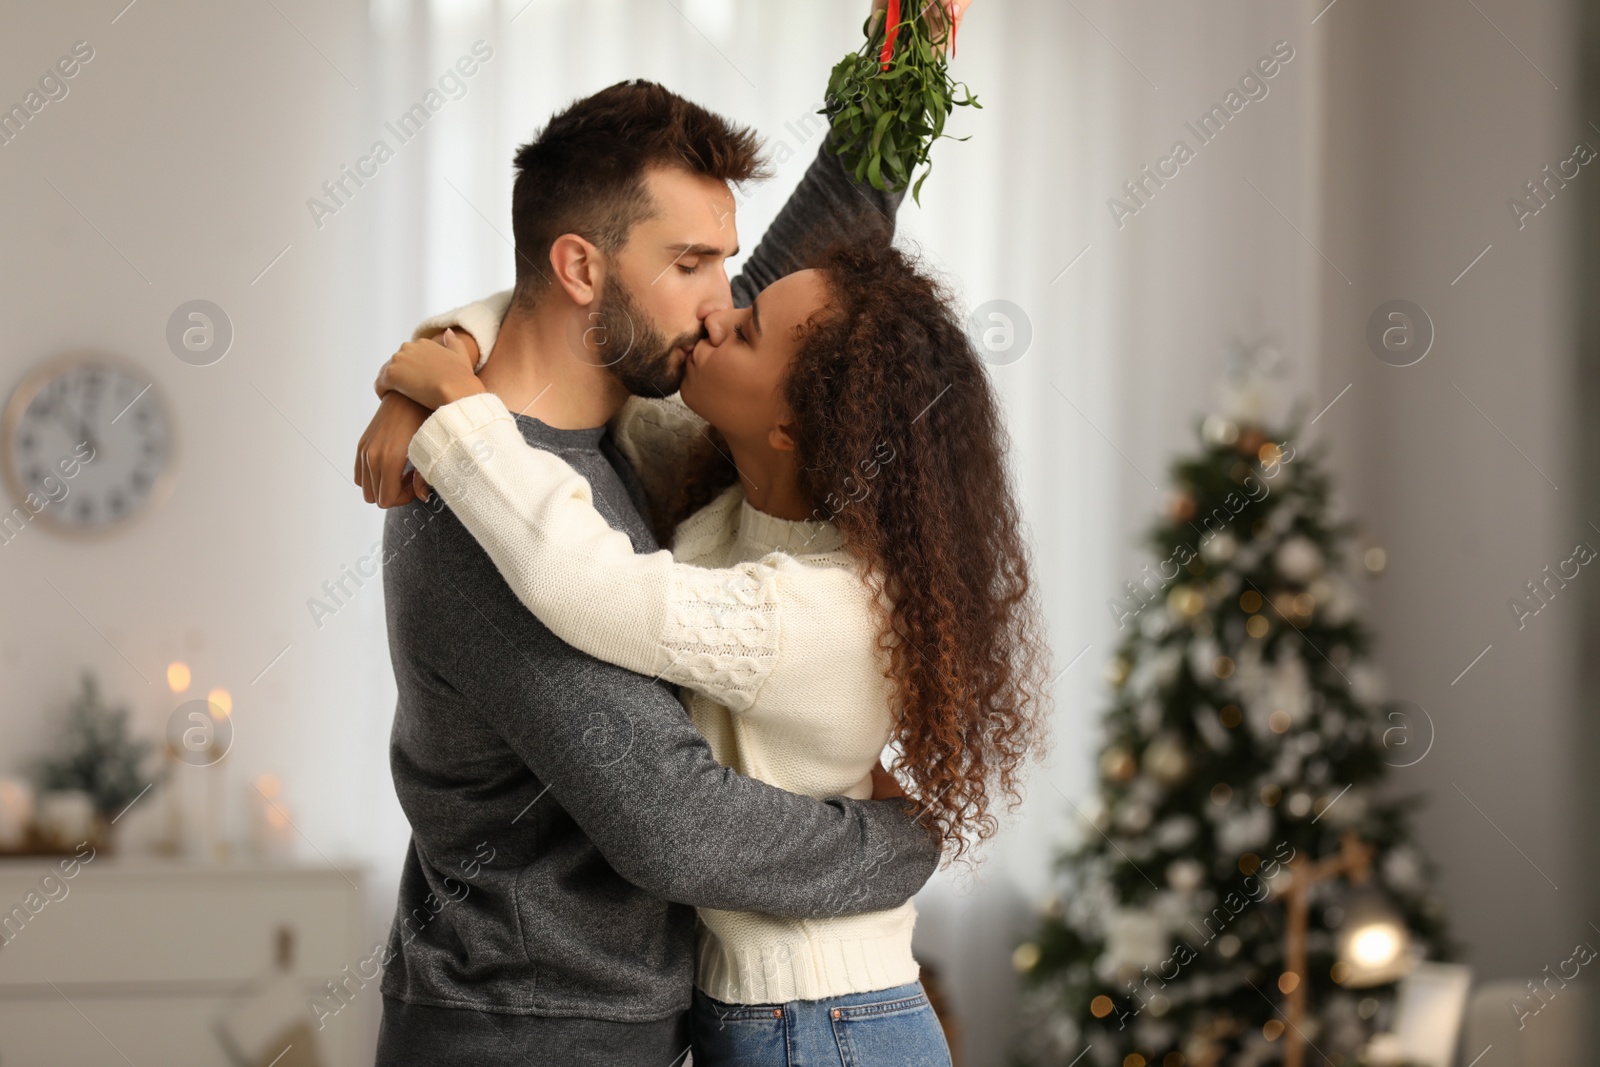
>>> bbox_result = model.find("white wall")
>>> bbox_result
[1317,0,1583,986]
[0,0,403,1051]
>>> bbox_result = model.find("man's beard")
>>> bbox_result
[590,277,699,398]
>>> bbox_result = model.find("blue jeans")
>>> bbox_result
[690,980,953,1067]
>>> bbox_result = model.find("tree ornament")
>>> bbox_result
[1115,800,1153,834]
[1201,531,1238,565]
[1218,338,1288,426]
[1167,584,1207,620]
[1201,414,1240,447]
[1236,426,1268,460]
[1216,805,1273,854]
[1144,734,1191,785]
[1100,746,1137,783]
[1168,857,1205,891]
[1274,536,1324,584]
[1104,907,1169,970]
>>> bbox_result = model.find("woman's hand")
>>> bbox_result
[870,0,969,56]
[374,328,485,411]
[354,391,434,508]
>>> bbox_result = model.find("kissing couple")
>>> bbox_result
[354,3,1049,1064]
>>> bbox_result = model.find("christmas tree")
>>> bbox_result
[36,669,157,819]
[1012,353,1454,1067]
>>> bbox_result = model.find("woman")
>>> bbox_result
[377,240,1049,1066]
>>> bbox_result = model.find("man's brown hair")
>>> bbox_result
[509,79,768,306]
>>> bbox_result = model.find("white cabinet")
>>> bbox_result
[0,857,366,1067]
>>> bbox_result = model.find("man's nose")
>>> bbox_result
[703,308,730,346]
[700,268,734,318]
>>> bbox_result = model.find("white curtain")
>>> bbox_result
[365,2,1328,1061]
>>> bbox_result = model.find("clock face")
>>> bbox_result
[3,355,175,536]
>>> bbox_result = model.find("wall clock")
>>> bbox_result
[2,353,176,537]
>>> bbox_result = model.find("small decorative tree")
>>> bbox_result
[35,670,157,828]
[1012,356,1455,1067]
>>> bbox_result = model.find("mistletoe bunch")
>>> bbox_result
[820,0,979,204]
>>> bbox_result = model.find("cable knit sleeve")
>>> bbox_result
[609,394,711,528]
[408,393,787,712]
[411,289,515,372]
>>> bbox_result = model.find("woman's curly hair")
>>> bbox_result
[662,240,1052,861]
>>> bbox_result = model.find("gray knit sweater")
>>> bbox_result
[375,127,930,1066]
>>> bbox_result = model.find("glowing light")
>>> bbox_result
[255,774,281,800]
[1349,924,1403,968]
[207,687,233,719]
[1335,887,1414,987]
[167,661,191,692]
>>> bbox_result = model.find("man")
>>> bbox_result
[352,72,937,1066]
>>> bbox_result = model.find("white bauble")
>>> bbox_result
[1167,857,1205,892]
[1350,663,1386,705]
[1155,815,1200,851]
[1263,653,1312,728]
[1324,577,1359,624]
[1140,607,1171,640]
[1115,801,1153,834]
[1201,531,1238,565]
[1274,535,1323,583]
[1216,805,1273,854]
[1187,636,1223,685]
[1383,846,1426,892]
[1145,734,1191,785]
[1104,907,1170,969]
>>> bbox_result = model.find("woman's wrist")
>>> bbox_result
[438,375,488,407]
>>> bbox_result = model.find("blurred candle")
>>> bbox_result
[0,777,33,850]
[251,774,293,859]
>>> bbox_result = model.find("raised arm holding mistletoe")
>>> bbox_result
[829,0,979,202]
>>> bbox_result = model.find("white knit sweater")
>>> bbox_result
[405,294,920,1004]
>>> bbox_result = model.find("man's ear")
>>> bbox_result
[768,420,799,453]
[549,233,602,305]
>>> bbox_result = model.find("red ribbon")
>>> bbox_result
[879,0,900,70]
[879,0,958,69]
